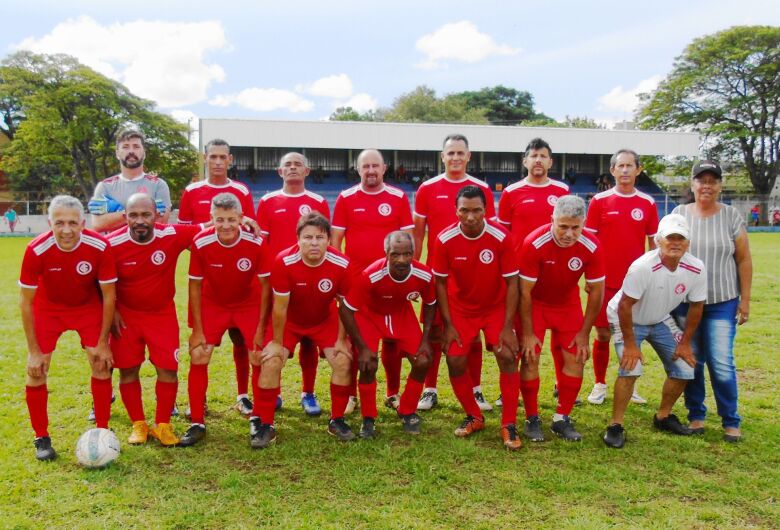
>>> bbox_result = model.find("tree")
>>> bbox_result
[382,86,488,124]
[450,85,551,125]
[329,106,382,122]
[637,26,780,194]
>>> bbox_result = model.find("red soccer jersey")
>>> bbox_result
[432,221,517,316]
[256,189,330,258]
[19,229,117,311]
[332,184,414,272]
[108,223,202,311]
[188,227,271,308]
[413,174,496,262]
[519,224,605,306]
[497,178,569,253]
[271,245,350,328]
[584,188,659,289]
[178,179,256,224]
[343,258,436,316]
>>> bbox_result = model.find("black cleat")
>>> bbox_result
[551,416,582,442]
[603,423,626,449]
[400,413,422,435]
[523,415,545,442]
[249,417,276,449]
[328,417,356,441]
[653,414,692,436]
[178,424,206,447]
[34,436,57,461]
[359,417,377,439]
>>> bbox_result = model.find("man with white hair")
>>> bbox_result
[603,213,705,448]
[19,195,117,460]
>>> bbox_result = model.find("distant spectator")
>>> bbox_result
[348,165,359,183]
[247,164,257,183]
[421,167,431,181]
[228,165,238,181]
[395,164,407,183]
[750,204,760,226]
[566,166,576,185]
[4,207,18,232]
[771,208,780,226]
[313,165,326,184]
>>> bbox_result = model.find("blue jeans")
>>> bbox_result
[610,316,694,380]
[674,299,741,429]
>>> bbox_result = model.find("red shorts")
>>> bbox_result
[356,307,422,357]
[525,301,583,355]
[34,304,102,354]
[111,304,180,371]
[595,286,620,329]
[264,309,339,354]
[447,305,505,356]
[201,302,260,347]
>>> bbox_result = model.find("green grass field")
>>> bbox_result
[0,235,778,528]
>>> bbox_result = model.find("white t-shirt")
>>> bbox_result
[607,249,707,326]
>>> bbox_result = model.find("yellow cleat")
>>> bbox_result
[150,423,180,447]
[128,420,149,445]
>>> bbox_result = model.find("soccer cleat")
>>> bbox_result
[723,432,742,443]
[587,383,608,405]
[359,417,377,439]
[178,424,206,447]
[653,414,692,436]
[33,436,57,461]
[384,394,400,410]
[603,423,626,449]
[344,396,358,416]
[300,393,322,416]
[416,391,438,411]
[454,415,485,437]
[474,390,493,412]
[150,423,180,447]
[88,394,117,422]
[328,418,356,441]
[235,396,253,416]
[127,420,149,445]
[524,415,546,442]
[501,424,523,451]
[275,395,284,411]
[494,394,503,407]
[630,390,648,405]
[400,413,422,435]
[171,403,179,417]
[249,417,276,449]
[551,416,583,442]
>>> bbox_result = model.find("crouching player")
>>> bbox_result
[20,195,117,460]
[250,213,353,448]
[180,193,271,447]
[339,231,436,438]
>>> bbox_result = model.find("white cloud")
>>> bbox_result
[415,21,519,70]
[298,73,353,99]
[14,16,227,108]
[209,88,314,113]
[598,75,662,114]
[338,93,378,113]
[169,110,199,146]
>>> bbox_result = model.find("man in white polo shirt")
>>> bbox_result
[603,213,706,448]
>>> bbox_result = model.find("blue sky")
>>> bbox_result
[3,0,779,137]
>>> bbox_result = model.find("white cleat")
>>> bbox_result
[344,395,358,415]
[474,390,493,412]
[630,390,648,405]
[587,383,608,405]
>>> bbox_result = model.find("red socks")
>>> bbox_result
[257,387,279,425]
[468,340,483,387]
[556,373,583,416]
[381,341,402,397]
[499,371,520,426]
[154,380,178,425]
[398,377,424,416]
[358,381,378,419]
[424,342,443,389]
[25,384,49,438]
[119,380,145,422]
[330,383,351,419]
[299,341,319,394]
[449,373,482,418]
[520,377,540,418]
[91,377,113,429]
[233,343,249,396]
[187,363,208,424]
[592,339,610,385]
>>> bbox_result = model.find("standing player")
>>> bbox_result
[339,231,436,438]
[250,213,353,448]
[413,134,496,412]
[178,138,260,416]
[179,194,271,447]
[20,195,117,460]
[89,129,171,233]
[107,194,204,446]
[331,149,414,411]
[518,196,605,442]
[256,152,330,416]
[584,149,658,406]
[433,186,522,450]
[496,137,569,406]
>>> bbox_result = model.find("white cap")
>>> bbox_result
[657,213,690,239]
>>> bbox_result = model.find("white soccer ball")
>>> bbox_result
[75,428,121,468]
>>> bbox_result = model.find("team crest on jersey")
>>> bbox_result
[479,249,494,264]
[137,186,149,194]
[237,258,252,271]
[76,261,93,275]
[299,204,312,215]
[318,279,333,293]
[631,208,644,221]
[151,250,166,265]
[547,195,559,206]
[674,283,686,294]
[407,291,421,301]
[378,203,392,216]
[568,257,583,271]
